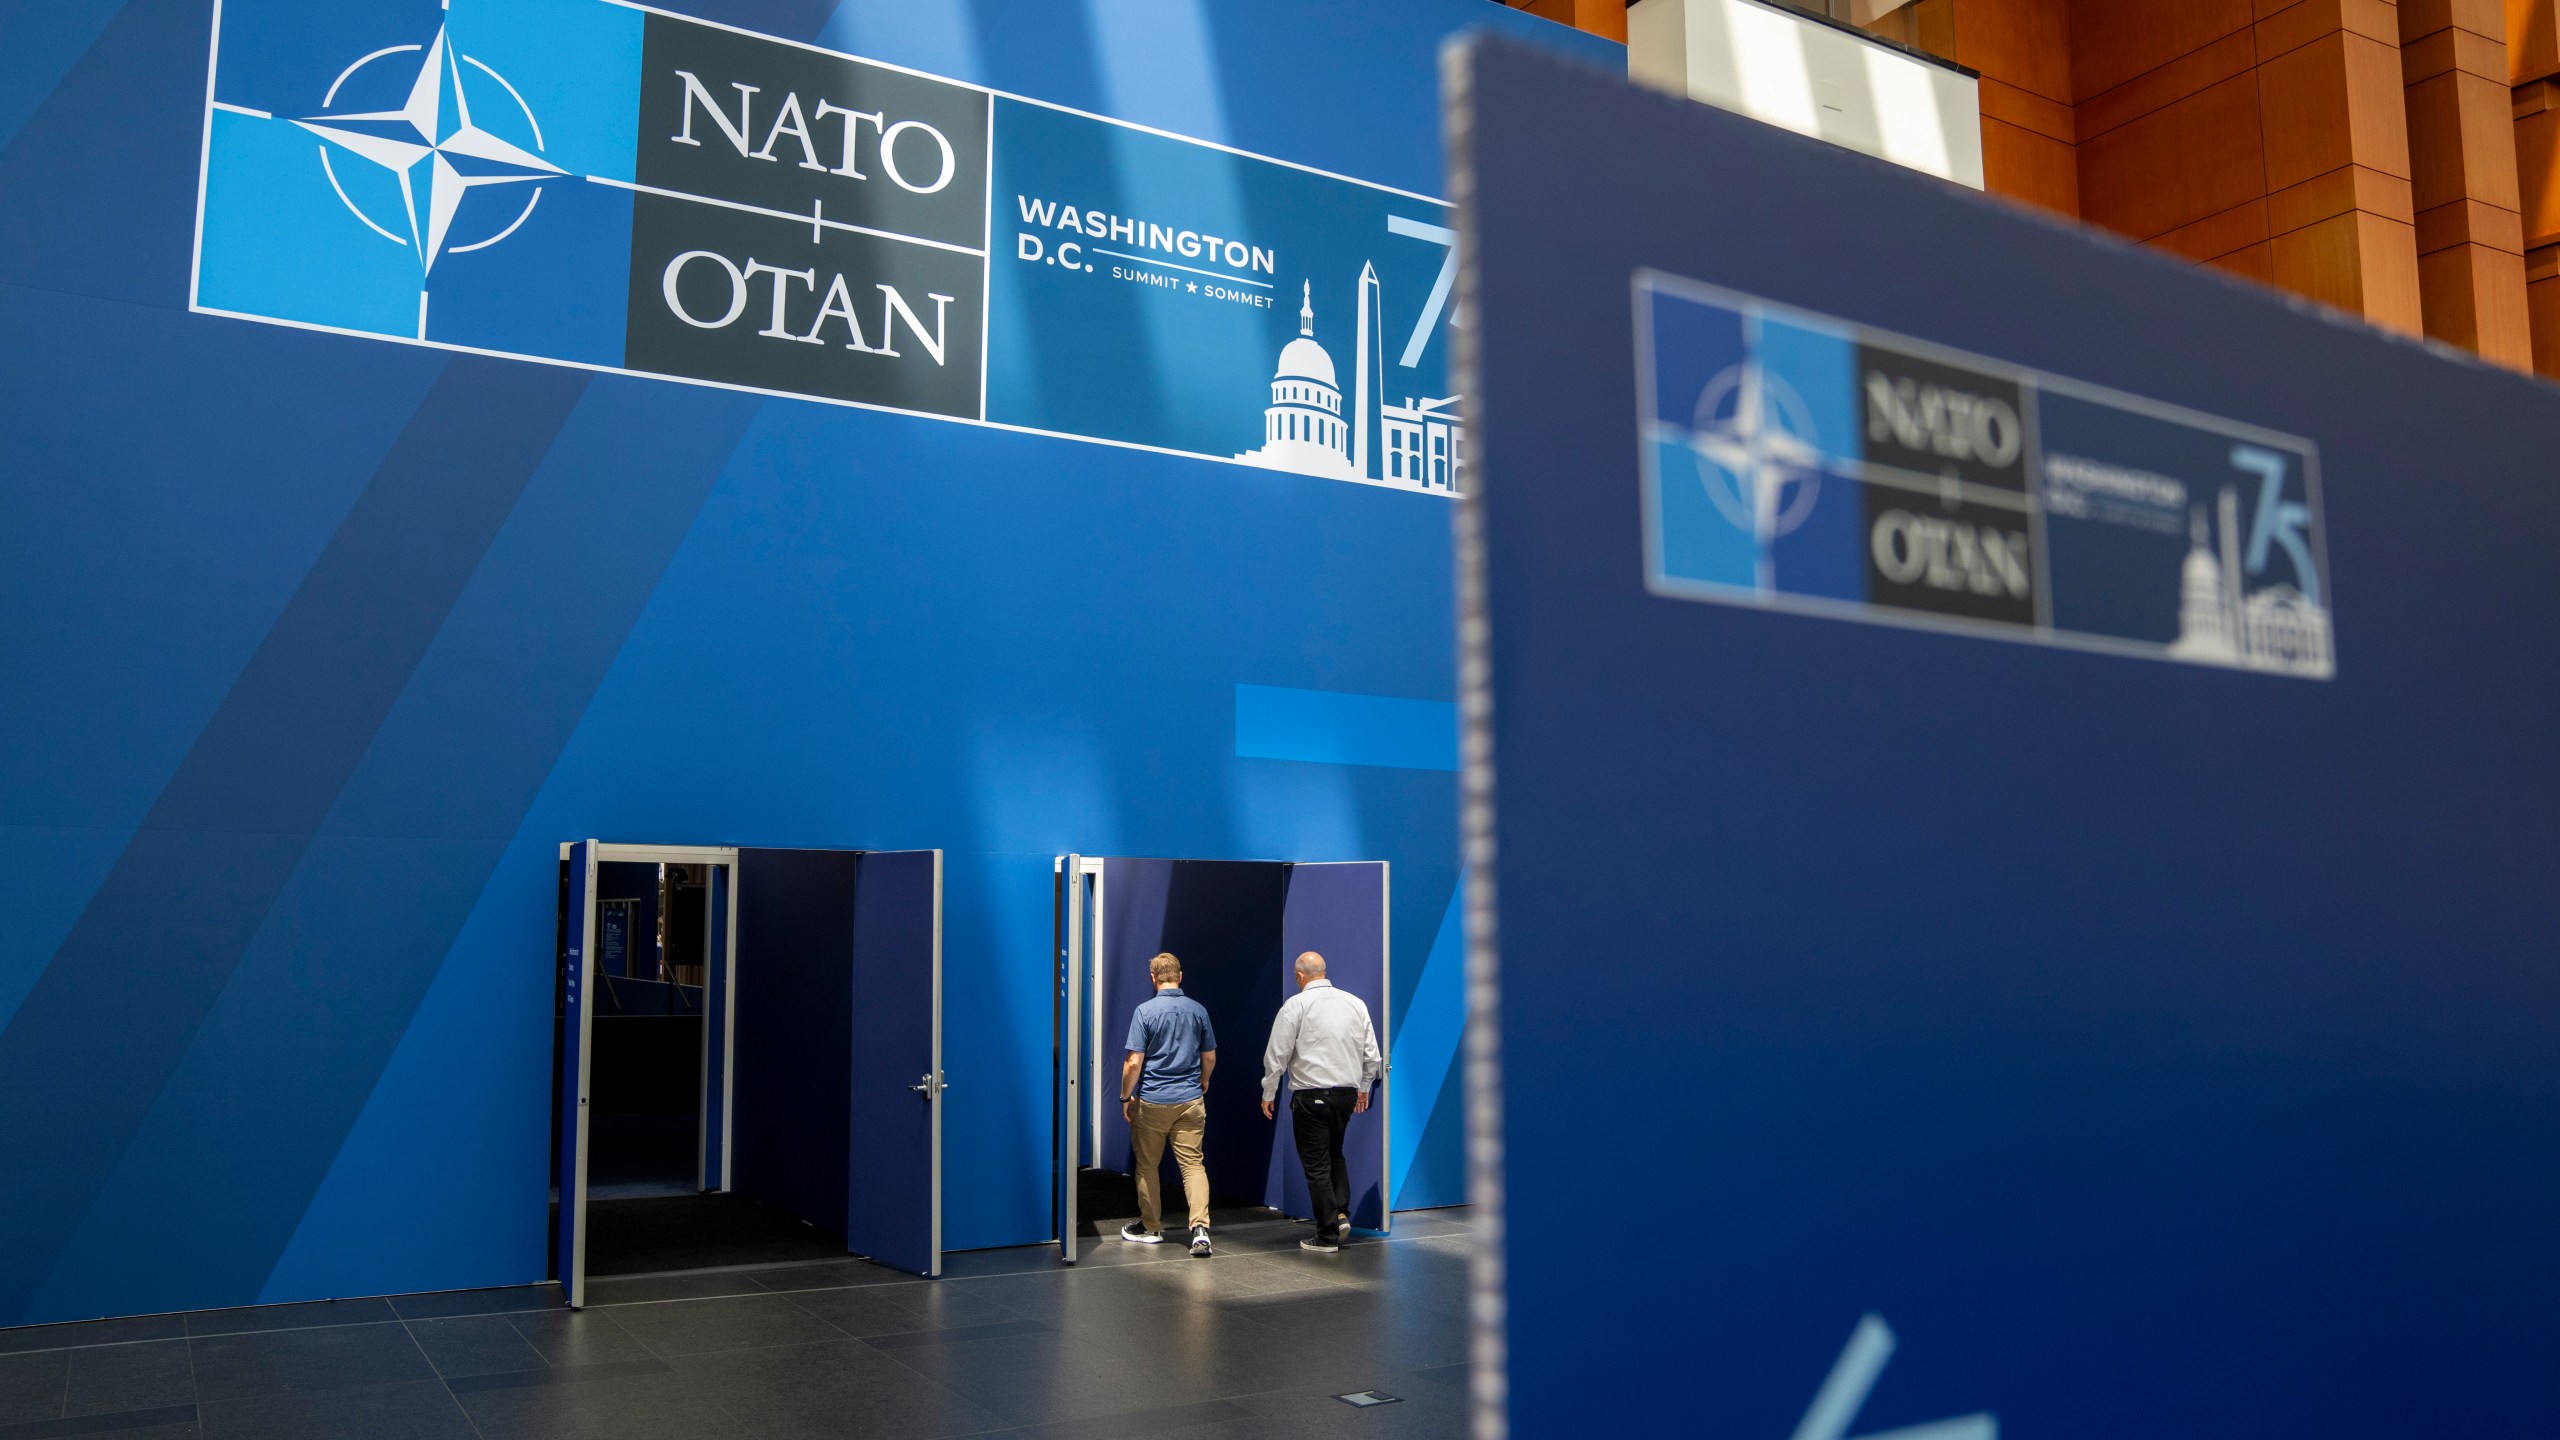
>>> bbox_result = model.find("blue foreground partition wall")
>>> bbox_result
[0,3,1615,1327]
[1451,38,2560,1440]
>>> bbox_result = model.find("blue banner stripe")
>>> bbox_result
[0,357,588,1325]
[254,383,763,1310]
[1234,684,1456,771]
[1388,870,1466,1205]
[0,0,130,157]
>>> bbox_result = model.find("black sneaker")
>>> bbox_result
[1120,1222,1163,1244]
[1299,1235,1340,1254]
[1189,1226,1212,1257]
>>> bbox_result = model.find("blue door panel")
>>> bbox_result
[846,850,940,1276]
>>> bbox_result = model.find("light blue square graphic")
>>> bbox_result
[1756,314,1857,468]
[195,0,643,346]
[1753,314,1864,604]
[445,0,642,183]
[198,109,424,337]
[1649,436,1757,591]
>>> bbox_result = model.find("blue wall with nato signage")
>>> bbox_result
[1455,38,2559,1440]
[0,1,1614,1327]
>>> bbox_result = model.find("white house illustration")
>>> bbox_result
[2169,485,2332,675]
[1380,394,1461,491]
[1236,265,1462,492]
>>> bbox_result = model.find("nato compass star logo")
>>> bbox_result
[1687,359,1826,582]
[296,26,563,273]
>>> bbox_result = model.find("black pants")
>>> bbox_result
[1289,1087,1357,1241]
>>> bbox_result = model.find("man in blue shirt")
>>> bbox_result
[1120,952,1217,1256]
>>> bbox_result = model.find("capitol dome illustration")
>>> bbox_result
[1236,282,1358,480]
[2168,486,2331,675]
[1277,324,1337,390]
[1236,267,1466,492]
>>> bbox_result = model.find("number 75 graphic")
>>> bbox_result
[1388,214,1458,369]
[2231,444,2321,606]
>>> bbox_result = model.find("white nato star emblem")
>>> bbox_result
[297,27,563,273]
[1689,359,1826,543]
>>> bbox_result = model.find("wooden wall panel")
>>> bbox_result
[2514,0,2560,77]
[2510,4,2560,371]
[1952,0,2077,101]
[2271,208,2428,323]
[2529,249,2560,370]
[2260,34,2409,190]
[2080,74,2270,236]
[2267,162,2416,229]
[2404,73,2520,210]
[1981,77,2077,139]
[2077,30,2257,138]
[1601,0,2475,345]
[2405,0,2531,364]
[1982,115,2084,210]
[2517,79,2560,244]
[2419,241,2535,349]
[2068,0,2255,100]
[2210,238,2282,277]
[2255,0,2402,64]
[2155,196,2275,258]
[1517,0,1626,43]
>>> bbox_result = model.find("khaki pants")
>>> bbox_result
[1129,1096,1209,1234]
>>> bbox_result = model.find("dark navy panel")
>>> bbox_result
[730,847,860,1241]
[596,864,659,982]
[1097,859,1287,1206]
[0,0,206,309]
[845,850,939,1275]
[1094,858,1179,1174]
[1274,863,1387,1230]
[1456,39,2560,1440]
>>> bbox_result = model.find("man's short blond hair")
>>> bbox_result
[1149,953,1182,985]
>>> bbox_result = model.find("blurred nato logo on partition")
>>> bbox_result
[1636,271,2332,678]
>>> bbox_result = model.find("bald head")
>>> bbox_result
[1293,951,1326,988]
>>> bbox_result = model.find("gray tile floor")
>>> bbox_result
[0,1210,1475,1439]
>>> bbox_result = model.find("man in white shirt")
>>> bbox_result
[1259,951,1382,1253]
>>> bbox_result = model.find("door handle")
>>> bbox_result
[909,1072,948,1099]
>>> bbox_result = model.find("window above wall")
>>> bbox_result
[1626,0,1984,188]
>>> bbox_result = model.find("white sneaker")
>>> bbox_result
[1189,1227,1212,1257]
[1120,1222,1163,1244]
